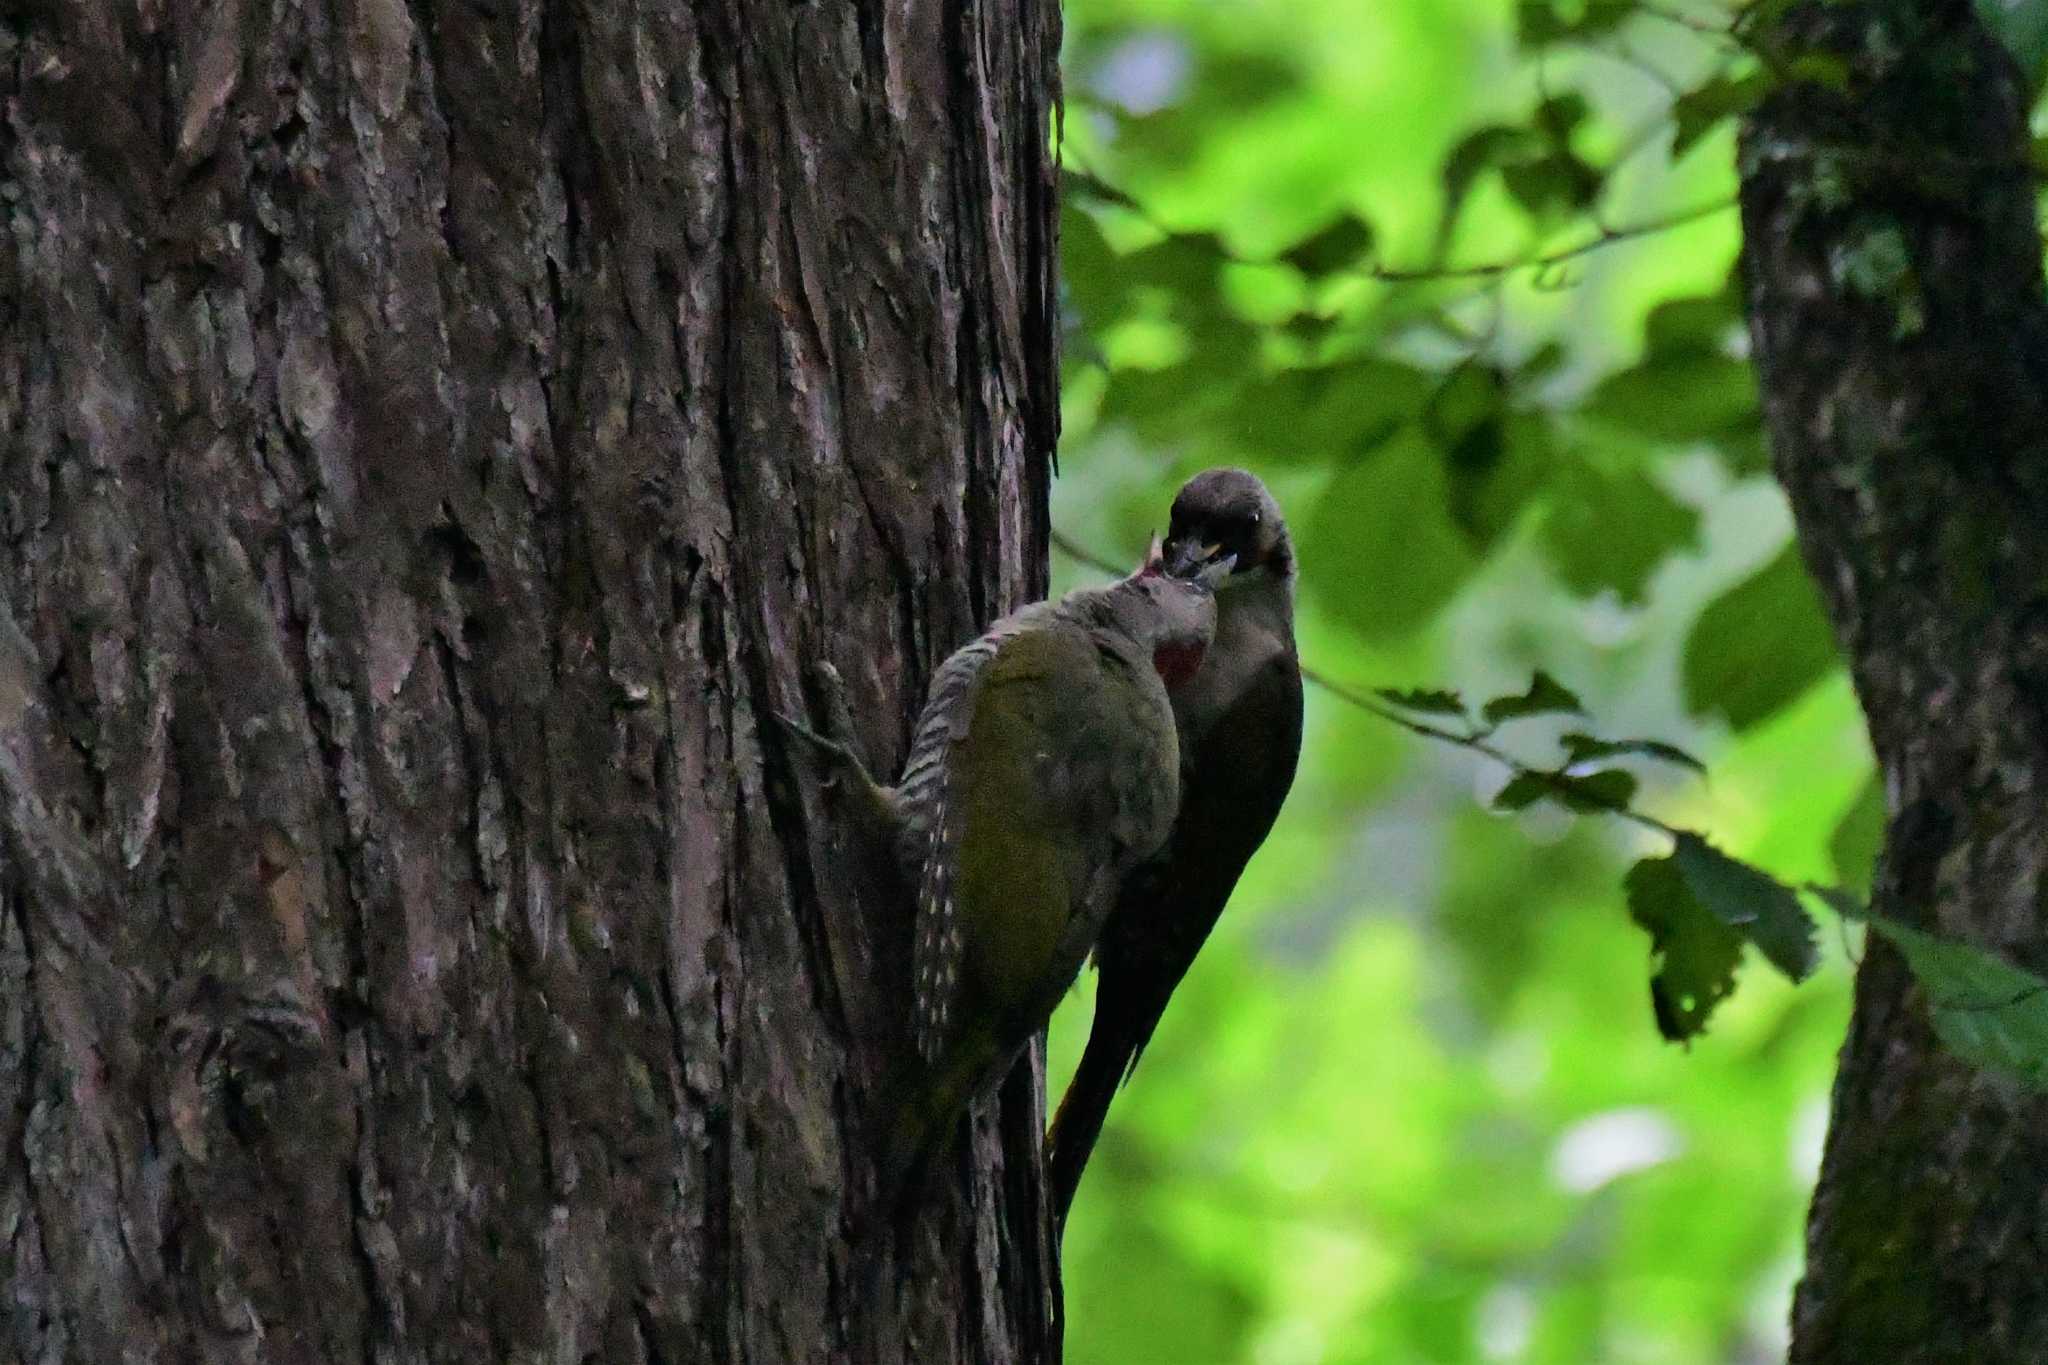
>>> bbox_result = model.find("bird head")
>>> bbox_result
[1106,558,1226,689]
[1157,468,1294,592]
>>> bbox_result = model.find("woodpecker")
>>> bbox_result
[1046,467,1303,1229]
[780,557,1230,1213]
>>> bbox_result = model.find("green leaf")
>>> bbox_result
[1190,48,1303,109]
[1490,767,1635,815]
[1450,412,1553,551]
[1577,282,1764,475]
[1438,125,1542,245]
[1804,883,1865,921]
[1626,853,1745,1041]
[1669,72,1770,159]
[1518,339,1568,381]
[1560,732,1707,774]
[1539,458,1701,603]
[1580,351,1760,456]
[1671,832,1818,981]
[1829,773,1885,894]
[1376,687,1468,718]
[1645,287,1742,352]
[1280,312,1338,347]
[1062,167,1144,212]
[1422,371,1554,553]
[1516,0,1632,47]
[1061,205,1130,331]
[1282,215,1375,276]
[1976,0,2048,93]
[1682,544,1841,730]
[1500,150,1602,219]
[1208,357,1430,468]
[1870,914,2048,1087]
[1097,319,1263,444]
[1425,363,1502,443]
[1122,231,1233,297]
[1553,767,1638,813]
[1532,92,1591,139]
[1481,671,1586,725]
[1303,431,1479,640]
[1810,888,2048,1085]
[1492,771,1550,812]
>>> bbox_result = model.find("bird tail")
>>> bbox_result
[869,1057,940,1226]
[870,1035,1000,1224]
[841,1063,945,1296]
[1044,1017,1139,1234]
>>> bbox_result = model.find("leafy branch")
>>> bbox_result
[1067,166,1731,289]
[1321,671,1825,1042]
[1147,543,2048,1081]
[1809,888,2048,1091]
[1365,197,1734,285]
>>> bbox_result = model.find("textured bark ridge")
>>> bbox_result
[1739,2,2048,1358]
[0,2,1061,1361]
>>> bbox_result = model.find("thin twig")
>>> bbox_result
[1635,1,1743,43]
[1063,161,1734,288]
[1302,663,1682,837]
[1365,197,1734,283]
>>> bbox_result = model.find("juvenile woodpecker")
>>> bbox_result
[1046,468,1303,1229]
[782,558,1229,1212]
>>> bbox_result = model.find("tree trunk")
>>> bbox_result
[0,1,1062,1361]
[1739,2,2048,1358]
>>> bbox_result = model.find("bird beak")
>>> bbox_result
[1192,553,1236,590]
[1164,538,1227,578]
[1138,532,1165,575]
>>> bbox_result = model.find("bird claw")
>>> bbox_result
[771,712,855,800]
[771,662,861,757]
[771,662,906,850]
[810,660,861,748]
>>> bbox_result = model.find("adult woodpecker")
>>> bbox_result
[1046,467,1303,1229]
[780,557,1230,1213]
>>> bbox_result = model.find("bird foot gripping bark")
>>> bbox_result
[770,661,905,846]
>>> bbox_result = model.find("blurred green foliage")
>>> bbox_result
[1044,0,1875,1359]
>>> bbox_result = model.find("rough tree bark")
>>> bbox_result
[1740,1,2048,1359]
[0,2,1062,1362]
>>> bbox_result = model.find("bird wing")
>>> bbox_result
[895,609,1041,1064]
[946,628,1138,1033]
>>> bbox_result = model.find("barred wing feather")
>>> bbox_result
[896,610,1041,1064]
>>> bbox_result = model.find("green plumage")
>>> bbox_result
[882,619,1183,1196]
[779,567,1221,1215]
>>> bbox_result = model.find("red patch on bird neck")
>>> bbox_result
[1153,640,1207,688]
